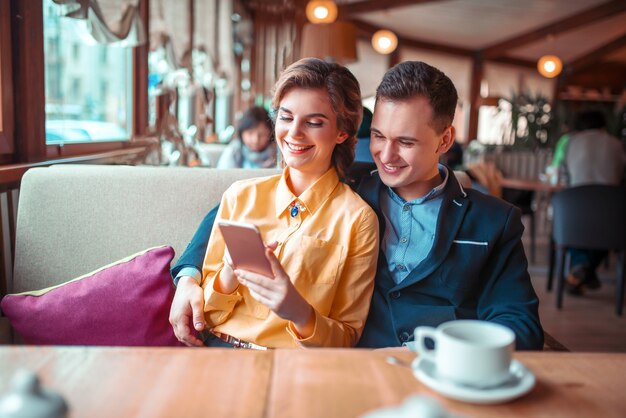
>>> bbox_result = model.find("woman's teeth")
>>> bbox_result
[287,142,313,151]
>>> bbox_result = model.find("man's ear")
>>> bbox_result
[437,126,456,154]
[336,131,349,144]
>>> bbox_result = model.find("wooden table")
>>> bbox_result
[1,347,625,418]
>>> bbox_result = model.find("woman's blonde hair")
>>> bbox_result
[271,58,363,179]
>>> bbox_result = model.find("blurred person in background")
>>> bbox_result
[217,106,277,169]
[563,110,626,295]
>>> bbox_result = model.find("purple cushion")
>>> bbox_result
[1,246,184,346]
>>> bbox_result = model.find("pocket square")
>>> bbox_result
[453,239,488,246]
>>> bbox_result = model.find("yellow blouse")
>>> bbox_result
[201,167,379,348]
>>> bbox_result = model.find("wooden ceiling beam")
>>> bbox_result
[489,56,536,69]
[339,0,446,17]
[568,33,626,72]
[482,0,626,59]
[564,62,626,91]
[350,18,473,57]
[352,19,538,69]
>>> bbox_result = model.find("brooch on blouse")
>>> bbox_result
[289,201,307,218]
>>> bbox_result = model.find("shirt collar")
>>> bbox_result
[275,167,340,217]
[386,164,449,205]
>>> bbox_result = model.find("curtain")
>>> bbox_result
[51,0,146,47]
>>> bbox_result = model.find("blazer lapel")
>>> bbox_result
[397,171,470,289]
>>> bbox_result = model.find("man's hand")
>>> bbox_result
[169,276,206,347]
[234,242,315,338]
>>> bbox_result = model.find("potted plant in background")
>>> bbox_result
[500,91,557,151]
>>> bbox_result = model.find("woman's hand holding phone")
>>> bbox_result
[235,242,315,338]
[217,220,315,337]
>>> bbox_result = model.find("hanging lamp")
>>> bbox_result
[372,29,398,55]
[305,1,338,24]
[537,55,563,78]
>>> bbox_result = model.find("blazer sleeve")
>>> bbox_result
[170,204,220,284]
[477,206,544,350]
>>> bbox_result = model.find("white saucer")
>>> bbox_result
[412,357,536,404]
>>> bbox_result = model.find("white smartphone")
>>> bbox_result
[217,220,273,277]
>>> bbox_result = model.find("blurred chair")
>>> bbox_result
[550,185,626,315]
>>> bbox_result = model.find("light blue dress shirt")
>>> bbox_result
[380,164,449,284]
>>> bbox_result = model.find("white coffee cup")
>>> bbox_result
[414,320,515,388]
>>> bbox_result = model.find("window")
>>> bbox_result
[72,43,80,61]
[71,78,81,101]
[477,100,513,145]
[43,0,132,145]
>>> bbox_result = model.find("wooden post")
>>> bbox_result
[467,52,483,142]
[133,0,149,137]
[389,47,401,68]
[11,0,46,162]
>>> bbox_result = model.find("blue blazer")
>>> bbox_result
[356,170,543,350]
[172,169,543,350]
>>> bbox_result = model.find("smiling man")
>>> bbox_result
[169,61,544,350]
[355,61,542,350]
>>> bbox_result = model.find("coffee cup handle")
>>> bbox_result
[415,326,437,362]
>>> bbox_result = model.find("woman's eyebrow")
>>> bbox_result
[278,107,329,120]
[306,112,329,119]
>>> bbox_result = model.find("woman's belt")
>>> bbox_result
[210,331,269,350]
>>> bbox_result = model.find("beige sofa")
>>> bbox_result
[9,165,281,294]
[1,165,279,343]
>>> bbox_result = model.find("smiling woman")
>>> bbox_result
[169,58,380,350]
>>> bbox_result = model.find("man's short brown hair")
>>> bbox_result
[375,61,458,134]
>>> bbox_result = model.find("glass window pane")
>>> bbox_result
[43,0,132,144]
[478,102,513,145]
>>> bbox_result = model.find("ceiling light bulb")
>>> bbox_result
[537,55,563,78]
[372,29,398,55]
[306,1,338,24]
[314,6,329,19]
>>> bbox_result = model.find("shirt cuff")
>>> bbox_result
[286,309,320,347]
[203,277,242,312]
[173,266,201,287]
